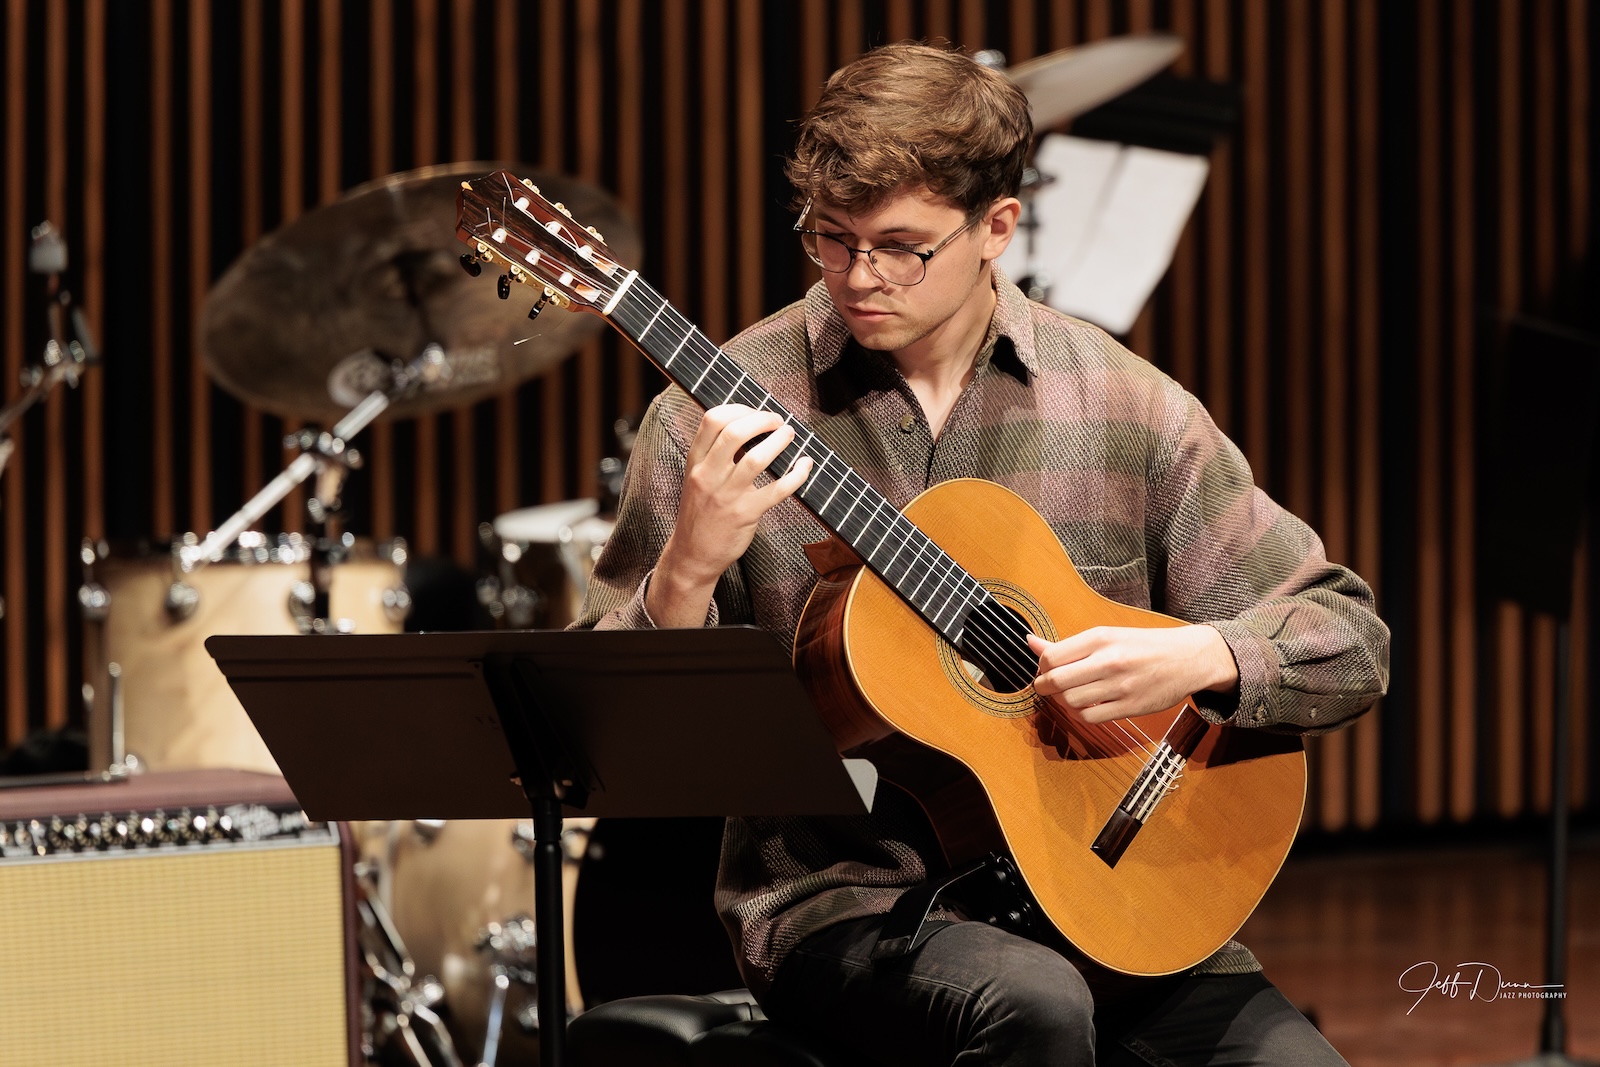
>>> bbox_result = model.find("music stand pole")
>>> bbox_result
[479,655,587,1065]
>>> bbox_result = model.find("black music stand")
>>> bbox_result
[206,626,877,1067]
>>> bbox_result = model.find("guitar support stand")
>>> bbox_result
[871,853,1043,960]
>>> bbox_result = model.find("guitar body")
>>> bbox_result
[793,478,1307,977]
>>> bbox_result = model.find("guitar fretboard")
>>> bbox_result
[608,276,989,645]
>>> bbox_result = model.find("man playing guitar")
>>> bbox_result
[574,41,1388,1066]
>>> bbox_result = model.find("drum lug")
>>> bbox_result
[164,580,200,621]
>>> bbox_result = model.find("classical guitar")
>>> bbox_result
[455,171,1306,977]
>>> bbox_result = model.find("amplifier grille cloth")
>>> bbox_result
[1,841,347,1066]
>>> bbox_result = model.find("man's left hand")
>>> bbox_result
[1026,625,1239,724]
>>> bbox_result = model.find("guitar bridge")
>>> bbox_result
[1090,707,1207,867]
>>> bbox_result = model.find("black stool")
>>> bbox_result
[568,989,858,1067]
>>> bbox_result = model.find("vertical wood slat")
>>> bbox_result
[1448,0,1478,823]
[152,0,174,539]
[539,0,566,503]
[42,0,68,729]
[412,0,439,551]
[280,0,306,535]
[1415,0,1446,824]
[369,0,395,540]
[1165,0,1198,393]
[702,0,730,345]
[615,0,645,428]
[1282,1,1313,523]
[1351,0,1384,829]
[1240,2,1269,481]
[736,2,763,332]
[451,0,476,566]
[241,0,265,514]
[1570,0,1591,808]
[1201,0,1231,436]
[1316,0,1352,832]
[190,1,212,534]
[83,0,106,546]
[5,0,27,744]
[494,0,521,516]
[1494,0,1524,819]
[576,0,603,499]
[1528,0,1565,818]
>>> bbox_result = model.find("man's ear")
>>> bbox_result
[979,197,1022,262]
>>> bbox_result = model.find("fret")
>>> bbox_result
[637,296,668,339]
[604,273,990,646]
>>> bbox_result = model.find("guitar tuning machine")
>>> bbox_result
[459,252,484,277]
[554,202,572,218]
[521,178,540,193]
[585,225,605,242]
[528,289,553,321]
[497,272,512,300]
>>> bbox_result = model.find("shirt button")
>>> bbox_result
[899,414,916,433]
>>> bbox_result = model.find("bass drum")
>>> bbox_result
[364,815,742,1063]
[84,535,407,775]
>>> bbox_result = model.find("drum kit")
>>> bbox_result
[0,33,1187,1067]
[9,162,648,1066]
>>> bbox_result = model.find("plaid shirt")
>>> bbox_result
[573,269,1390,993]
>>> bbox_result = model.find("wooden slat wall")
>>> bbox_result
[0,0,1594,834]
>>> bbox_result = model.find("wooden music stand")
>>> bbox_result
[207,626,876,1067]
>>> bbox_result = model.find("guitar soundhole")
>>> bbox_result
[940,584,1053,716]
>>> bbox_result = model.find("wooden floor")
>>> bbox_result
[1238,831,1600,1067]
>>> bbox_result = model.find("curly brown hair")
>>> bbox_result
[787,42,1032,220]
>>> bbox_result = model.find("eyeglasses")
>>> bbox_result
[794,200,979,287]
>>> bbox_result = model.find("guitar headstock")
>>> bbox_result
[455,170,633,316]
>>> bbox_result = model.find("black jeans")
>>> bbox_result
[761,916,1348,1067]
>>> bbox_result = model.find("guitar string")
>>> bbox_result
[479,214,1173,802]
[616,294,1169,782]
[611,286,1170,787]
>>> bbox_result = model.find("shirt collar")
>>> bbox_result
[804,262,1041,380]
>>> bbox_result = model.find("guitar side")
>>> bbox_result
[794,478,1307,977]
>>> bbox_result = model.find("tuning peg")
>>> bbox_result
[521,178,539,193]
[497,272,512,300]
[586,226,606,243]
[554,202,572,218]
[459,253,483,277]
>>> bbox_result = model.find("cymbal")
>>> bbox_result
[1005,34,1183,131]
[202,162,641,423]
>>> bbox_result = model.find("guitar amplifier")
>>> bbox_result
[0,769,359,1067]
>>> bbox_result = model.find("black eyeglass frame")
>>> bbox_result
[793,198,982,287]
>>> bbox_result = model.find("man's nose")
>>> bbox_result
[847,250,883,289]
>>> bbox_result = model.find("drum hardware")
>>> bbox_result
[201,162,638,425]
[169,346,441,635]
[356,859,466,1067]
[476,522,543,630]
[473,916,539,1066]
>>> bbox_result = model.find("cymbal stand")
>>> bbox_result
[173,345,450,630]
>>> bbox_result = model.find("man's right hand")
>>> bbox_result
[646,404,814,627]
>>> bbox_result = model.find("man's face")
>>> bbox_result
[807,187,1018,359]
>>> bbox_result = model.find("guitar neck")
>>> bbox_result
[606,275,987,644]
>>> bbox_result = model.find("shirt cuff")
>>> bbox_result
[1189,619,1278,728]
[613,567,720,629]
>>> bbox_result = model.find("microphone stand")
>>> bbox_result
[1,221,99,624]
